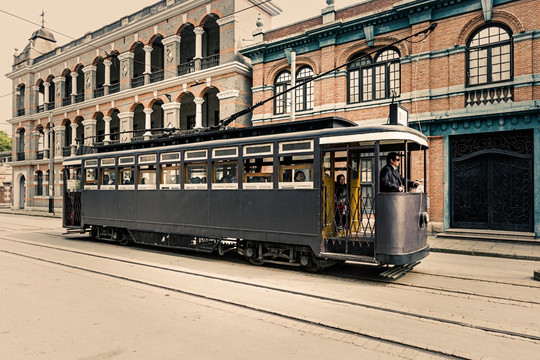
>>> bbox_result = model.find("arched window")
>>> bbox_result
[295,67,314,112]
[274,71,291,115]
[347,48,400,103]
[36,171,43,196]
[467,25,512,86]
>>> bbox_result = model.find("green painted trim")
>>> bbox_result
[443,134,450,231]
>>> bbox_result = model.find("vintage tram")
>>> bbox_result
[63,117,429,271]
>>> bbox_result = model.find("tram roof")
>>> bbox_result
[65,117,428,163]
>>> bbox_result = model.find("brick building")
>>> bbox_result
[240,0,540,237]
[6,0,281,212]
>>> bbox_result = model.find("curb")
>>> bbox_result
[0,209,61,218]
[430,247,540,262]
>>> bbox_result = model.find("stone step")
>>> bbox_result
[436,228,537,244]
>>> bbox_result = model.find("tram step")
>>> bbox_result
[379,261,420,280]
[319,252,377,263]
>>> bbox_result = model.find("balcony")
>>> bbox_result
[17,109,25,116]
[36,151,44,160]
[37,104,44,113]
[131,75,145,89]
[94,87,105,98]
[466,84,513,107]
[178,60,195,76]
[16,152,25,161]
[150,70,164,84]
[75,94,84,104]
[62,97,72,106]
[201,54,220,70]
[46,102,55,110]
[109,83,120,94]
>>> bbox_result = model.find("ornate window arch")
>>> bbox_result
[347,48,400,103]
[466,24,512,86]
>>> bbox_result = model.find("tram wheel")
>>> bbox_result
[117,231,132,246]
[302,257,324,273]
[247,257,265,266]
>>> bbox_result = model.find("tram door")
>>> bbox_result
[63,166,82,228]
[322,147,376,257]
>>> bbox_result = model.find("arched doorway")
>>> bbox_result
[19,175,26,209]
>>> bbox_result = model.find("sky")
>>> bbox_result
[0,0,360,134]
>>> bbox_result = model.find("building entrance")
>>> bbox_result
[450,130,533,232]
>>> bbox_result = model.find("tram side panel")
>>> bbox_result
[81,188,321,251]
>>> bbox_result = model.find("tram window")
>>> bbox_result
[185,163,207,189]
[101,158,115,167]
[279,155,314,189]
[138,165,157,189]
[160,152,180,162]
[243,157,273,189]
[160,163,180,189]
[212,160,238,189]
[119,156,135,165]
[279,140,313,153]
[84,168,98,190]
[118,167,135,190]
[139,154,156,164]
[100,168,116,190]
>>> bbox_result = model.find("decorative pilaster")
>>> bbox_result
[162,35,181,79]
[82,65,97,101]
[81,119,97,147]
[161,102,181,129]
[118,52,134,91]
[194,97,204,129]
[118,112,134,143]
[43,128,50,158]
[53,126,65,160]
[217,16,237,63]
[321,0,336,23]
[53,77,65,109]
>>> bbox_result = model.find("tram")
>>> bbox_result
[62,117,429,271]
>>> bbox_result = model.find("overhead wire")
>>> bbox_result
[0,0,274,104]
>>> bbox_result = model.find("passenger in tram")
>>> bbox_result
[334,174,349,230]
[294,170,306,182]
[380,152,419,193]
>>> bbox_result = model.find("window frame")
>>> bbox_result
[466,24,513,87]
[347,49,401,104]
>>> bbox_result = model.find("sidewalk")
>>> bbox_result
[0,205,61,218]
[429,236,540,261]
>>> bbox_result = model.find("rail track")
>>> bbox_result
[1,234,539,359]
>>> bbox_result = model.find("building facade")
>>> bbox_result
[240,0,539,237]
[6,0,281,212]
[0,151,12,204]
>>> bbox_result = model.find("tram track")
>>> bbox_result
[1,234,539,360]
[9,231,540,307]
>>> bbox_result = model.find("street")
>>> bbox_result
[0,213,539,359]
